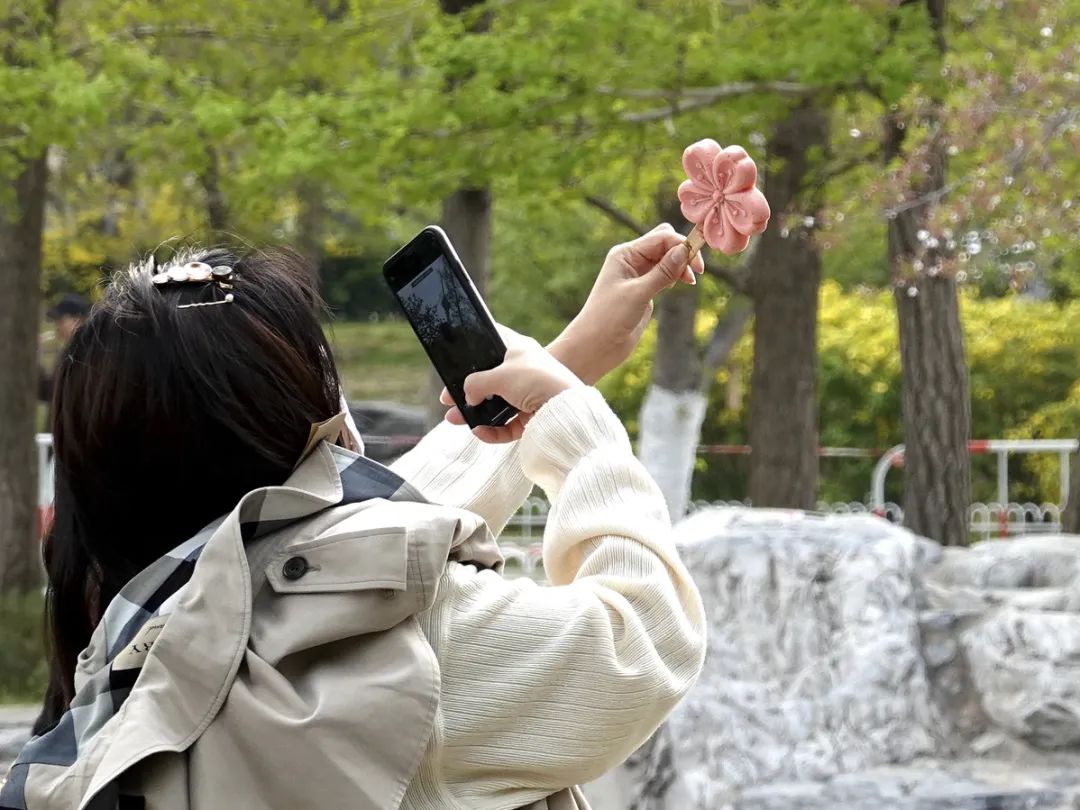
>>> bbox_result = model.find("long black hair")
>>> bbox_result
[36,245,342,732]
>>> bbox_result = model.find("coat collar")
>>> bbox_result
[75,442,413,808]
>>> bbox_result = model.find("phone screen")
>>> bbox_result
[395,253,513,426]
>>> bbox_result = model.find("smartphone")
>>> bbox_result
[383,226,517,429]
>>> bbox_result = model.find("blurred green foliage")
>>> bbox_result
[12,0,1072,305]
[328,320,430,405]
[11,0,1077,520]
[601,282,1080,505]
[0,592,48,705]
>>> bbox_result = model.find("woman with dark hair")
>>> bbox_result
[2,228,706,810]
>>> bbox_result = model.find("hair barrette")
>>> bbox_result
[151,261,236,309]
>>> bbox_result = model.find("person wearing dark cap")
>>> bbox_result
[39,293,90,407]
[47,293,90,344]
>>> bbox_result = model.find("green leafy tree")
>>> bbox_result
[604,281,1080,508]
[0,0,119,591]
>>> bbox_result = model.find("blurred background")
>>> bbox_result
[1,0,1079,803]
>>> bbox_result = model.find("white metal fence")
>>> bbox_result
[35,434,1077,551]
[501,495,1074,578]
[871,439,1077,512]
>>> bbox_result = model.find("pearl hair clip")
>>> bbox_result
[150,260,236,309]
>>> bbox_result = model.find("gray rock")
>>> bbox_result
[926,536,1080,614]
[601,509,1080,810]
[731,756,1080,810]
[656,508,942,807]
[964,608,1080,749]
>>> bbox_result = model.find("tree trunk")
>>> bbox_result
[745,103,827,510]
[425,187,493,426]
[887,0,971,546]
[424,0,495,427]
[0,154,48,592]
[893,276,971,543]
[1065,454,1080,533]
[636,283,706,521]
[199,143,229,232]
[702,296,753,380]
[296,178,327,288]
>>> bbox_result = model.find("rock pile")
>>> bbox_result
[588,509,1080,810]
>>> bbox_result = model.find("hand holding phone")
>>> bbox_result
[383,226,518,429]
[441,326,583,443]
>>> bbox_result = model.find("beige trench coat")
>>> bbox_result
[10,442,588,810]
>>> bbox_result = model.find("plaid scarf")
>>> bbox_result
[1,447,424,810]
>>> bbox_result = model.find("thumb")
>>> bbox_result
[462,367,504,406]
[642,243,692,295]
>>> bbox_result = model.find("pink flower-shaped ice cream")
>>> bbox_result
[678,139,770,254]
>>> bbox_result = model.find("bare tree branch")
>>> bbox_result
[619,96,739,124]
[703,232,757,296]
[616,81,817,124]
[584,193,753,294]
[700,296,754,389]
[701,260,749,294]
[583,194,649,235]
[881,89,1078,220]
[821,146,884,183]
[600,81,812,101]
[883,178,965,217]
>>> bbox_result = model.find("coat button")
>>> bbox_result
[282,556,309,580]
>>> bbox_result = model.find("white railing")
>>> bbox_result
[871,439,1077,537]
[502,496,1071,561]
[36,434,54,535]
[36,434,1076,546]
[966,501,1064,540]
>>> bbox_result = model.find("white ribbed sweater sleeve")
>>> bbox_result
[406,386,707,810]
[390,420,533,537]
